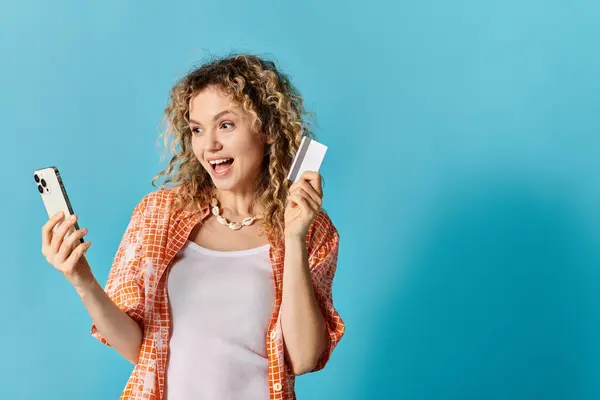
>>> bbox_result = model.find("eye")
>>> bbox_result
[190,126,203,135]
[220,121,235,130]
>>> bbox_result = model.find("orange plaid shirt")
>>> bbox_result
[90,187,345,399]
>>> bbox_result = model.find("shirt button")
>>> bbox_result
[274,382,282,392]
[270,331,277,340]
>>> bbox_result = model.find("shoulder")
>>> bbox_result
[131,186,181,217]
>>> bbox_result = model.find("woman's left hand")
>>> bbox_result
[284,171,323,239]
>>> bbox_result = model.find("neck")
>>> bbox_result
[213,187,263,218]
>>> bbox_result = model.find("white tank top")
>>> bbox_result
[166,239,274,400]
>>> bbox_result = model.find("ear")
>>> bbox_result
[263,136,274,145]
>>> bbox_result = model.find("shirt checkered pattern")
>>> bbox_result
[90,186,345,399]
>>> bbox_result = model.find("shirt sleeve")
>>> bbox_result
[307,211,345,372]
[90,195,148,347]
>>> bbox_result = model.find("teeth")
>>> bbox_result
[208,158,232,165]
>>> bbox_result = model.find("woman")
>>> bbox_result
[41,54,344,400]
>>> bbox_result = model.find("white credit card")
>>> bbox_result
[287,136,328,183]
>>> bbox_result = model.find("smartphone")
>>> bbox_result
[34,166,84,243]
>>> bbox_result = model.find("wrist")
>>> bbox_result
[70,272,100,298]
[284,233,306,243]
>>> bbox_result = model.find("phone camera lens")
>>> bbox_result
[41,179,47,187]
[34,174,40,183]
[37,185,43,194]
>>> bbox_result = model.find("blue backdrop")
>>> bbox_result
[2,0,599,398]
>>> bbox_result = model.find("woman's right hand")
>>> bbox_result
[41,212,94,293]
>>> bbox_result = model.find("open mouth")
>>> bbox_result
[208,158,234,174]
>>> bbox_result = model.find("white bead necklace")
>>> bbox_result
[210,197,264,231]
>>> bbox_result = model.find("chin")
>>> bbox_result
[211,175,239,190]
[213,181,235,190]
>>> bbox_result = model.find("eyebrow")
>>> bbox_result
[189,109,237,125]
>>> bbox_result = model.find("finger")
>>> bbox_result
[300,170,319,181]
[294,195,314,215]
[292,185,320,211]
[300,171,322,195]
[50,214,78,254]
[297,180,322,206]
[289,192,318,214]
[288,180,300,193]
[288,192,304,207]
[64,241,92,269]
[56,227,88,263]
[42,212,65,250]
[288,194,306,211]
[50,214,77,252]
[298,188,320,211]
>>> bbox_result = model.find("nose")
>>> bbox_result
[203,128,222,153]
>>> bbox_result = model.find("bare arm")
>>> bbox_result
[281,171,344,374]
[280,235,328,375]
[42,212,142,364]
[77,277,142,364]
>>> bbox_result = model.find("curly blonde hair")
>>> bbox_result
[152,53,316,245]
